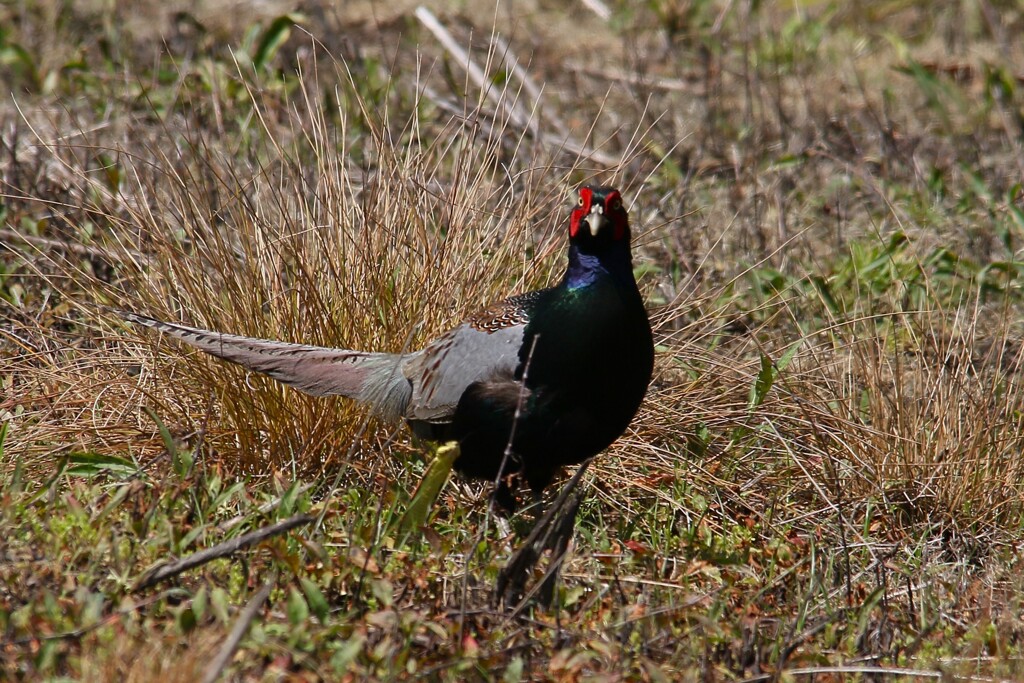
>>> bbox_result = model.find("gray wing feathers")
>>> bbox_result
[120,311,412,420]
[405,322,524,422]
[121,310,525,425]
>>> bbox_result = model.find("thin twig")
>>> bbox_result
[134,514,314,591]
[188,391,217,478]
[458,334,540,643]
[0,227,138,261]
[565,63,700,92]
[579,0,611,20]
[413,6,532,132]
[414,7,620,166]
[494,333,540,493]
[218,484,315,532]
[200,578,275,683]
[738,665,942,682]
[2,590,182,646]
[420,84,620,166]
[491,34,543,138]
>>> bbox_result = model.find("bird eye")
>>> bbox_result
[610,198,622,211]
[577,196,585,207]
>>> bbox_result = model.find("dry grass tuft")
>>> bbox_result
[6,51,609,489]
[5,1,1024,679]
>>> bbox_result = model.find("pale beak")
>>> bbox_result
[587,211,607,237]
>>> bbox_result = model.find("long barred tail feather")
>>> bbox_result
[118,310,413,421]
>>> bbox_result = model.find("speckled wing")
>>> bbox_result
[403,290,547,423]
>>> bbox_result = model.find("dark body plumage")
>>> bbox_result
[444,236,653,498]
[122,186,654,507]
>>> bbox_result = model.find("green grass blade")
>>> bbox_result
[395,441,460,543]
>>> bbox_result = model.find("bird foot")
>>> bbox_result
[489,478,519,515]
[493,460,592,612]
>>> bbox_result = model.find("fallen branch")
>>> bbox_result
[579,0,611,20]
[133,513,315,591]
[565,63,701,93]
[414,6,533,133]
[200,578,275,683]
[414,6,620,167]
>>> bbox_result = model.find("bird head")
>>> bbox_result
[569,185,631,252]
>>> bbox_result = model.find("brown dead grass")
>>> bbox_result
[5,0,1024,679]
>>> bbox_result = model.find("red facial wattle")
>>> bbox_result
[569,187,593,239]
[569,187,628,242]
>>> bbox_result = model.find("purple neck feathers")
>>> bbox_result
[563,243,636,291]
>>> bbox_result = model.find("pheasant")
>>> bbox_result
[121,185,654,509]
